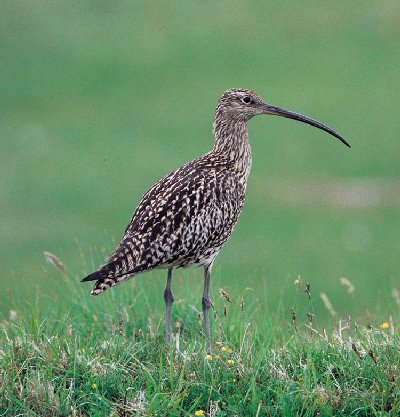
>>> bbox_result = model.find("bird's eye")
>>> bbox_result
[241,96,251,104]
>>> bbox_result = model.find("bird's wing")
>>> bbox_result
[96,156,237,280]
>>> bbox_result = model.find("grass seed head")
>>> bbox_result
[147,317,155,339]
[307,312,314,335]
[290,308,297,329]
[219,288,230,302]
[320,292,337,317]
[294,276,301,291]
[340,277,355,295]
[305,283,311,300]
[43,251,66,272]
[391,287,400,307]
[9,310,18,321]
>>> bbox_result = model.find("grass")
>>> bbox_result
[2,1,400,415]
[1,259,399,416]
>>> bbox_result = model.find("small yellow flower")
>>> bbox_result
[81,348,86,353]
[227,359,235,366]
[221,346,233,353]
[205,354,213,361]
[195,410,205,416]
[91,383,97,389]
[380,322,390,330]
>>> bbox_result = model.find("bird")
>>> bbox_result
[81,88,350,353]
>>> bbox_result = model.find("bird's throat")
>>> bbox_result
[213,114,251,156]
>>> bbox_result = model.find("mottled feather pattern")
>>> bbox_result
[90,151,250,295]
[85,89,255,296]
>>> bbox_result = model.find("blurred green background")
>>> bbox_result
[1,1,399,322]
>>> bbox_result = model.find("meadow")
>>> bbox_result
[1,1,400,415]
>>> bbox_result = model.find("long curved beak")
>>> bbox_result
[262,103,350,148]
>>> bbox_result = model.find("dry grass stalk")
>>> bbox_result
[368,349,377,364]
[147,317,155,340]
[322,328,328,342]
[345,316,351,331]
[307,313,314,337]
[338,316,351,338]
[9,310,18,321]
[114,318,124,336]
[219,288,230,303]
[209,400,221,417]
[389,315,395,335]
[339,277,355,295]
[305,283,311,300]
[175,319,181,352]
[388,365,397,383]
[352,342,363,359]
[70,406,78,417]
[392,287,400,307]
[319,292,337,317]
[313,385,329,406]
[290,308,298,331]
[43,251,66,272]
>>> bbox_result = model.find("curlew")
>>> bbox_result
[82,88,350,353]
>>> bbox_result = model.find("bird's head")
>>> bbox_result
[216,88,350,147]
[217,89,266,121]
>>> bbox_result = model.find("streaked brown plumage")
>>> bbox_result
[82,88,349,352]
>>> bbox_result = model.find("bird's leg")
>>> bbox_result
[164,267,174,346]
[202,263,213,354]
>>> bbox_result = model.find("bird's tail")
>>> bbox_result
[81,268,134,296]
[91,275,120,296]
[81,254,136,296]
[81,241,139,295]
[81,270,105,282]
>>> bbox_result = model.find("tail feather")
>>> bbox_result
[90,276,119,296]
[81,265,137,296]
[81,245,139,295]
[81,270,106,282]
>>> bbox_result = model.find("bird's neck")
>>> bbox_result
[212,112,252,178]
